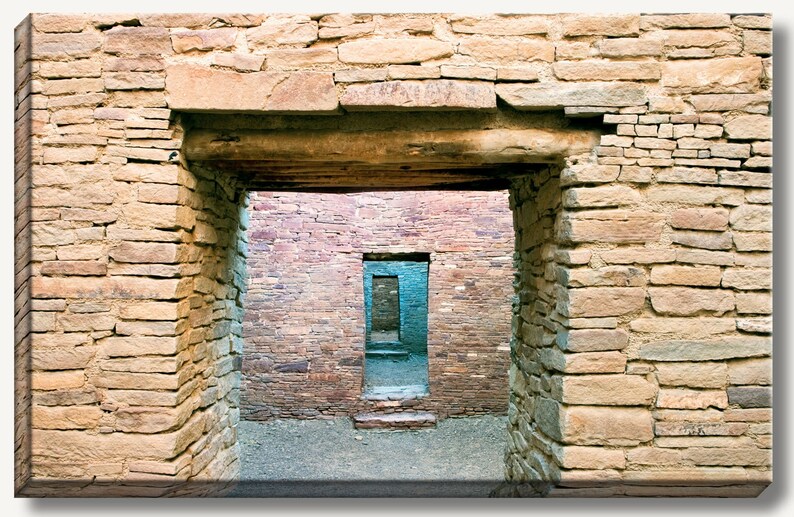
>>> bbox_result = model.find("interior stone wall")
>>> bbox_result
[241,190,514,421]
[15,12,772,497]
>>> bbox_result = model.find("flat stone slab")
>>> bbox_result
[165,64,338,113]
[341,80,496,111]
[353,411,437,429]
[496,81,647,109]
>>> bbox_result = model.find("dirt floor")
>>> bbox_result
[226,415,508,497]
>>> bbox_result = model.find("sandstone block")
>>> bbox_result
[32,346,97,371]
[557,328,629,352]
[31,33,102,60]
[728,358,772,385]
[31,13,90,33]
[538,399,653,446]
[123,202,196,230]
[730,205,772,231]
[265,48,338,68]
[551,445,626,470]
[559,288,645,318]
[558,210,665,244]
[109,242,182,264]
[563,15,640,36]
[562,186,640,208]
[641,14,731,29]
[40,261,107,277]
[560,266,645,288]
[334,68,389,83]
[710,143,751,159]
[671,230,733,251]
[727,387,772,408]
[736,317,772,334]
[166,65,338,114]
[724,115,772,140]
[626,447,682,466]
[722,268,772,290]
[649,287,734,316]
[744,30,772,55]
[638,336,771,361]
[338,38,453,64]
[552,374,656,406]
[657,389,728,409]
[341,80,496,111]
[104,26,172,55]
[439,65,496,81]
[553,61,660,81]
[497,82,647,109]
[655,363,728,389]
[32,406,102,430]
[670,208,729,231]
[647,186,743,206]
[32,277,187,300]
[736,292,772,314]
[685,447,771,467]
[171,28,237,53]
[540,348,626,374]
[496,67,539,82]
[39,60,102,79]
[246,16,317,49]
[449,15,549,35]
[734,232,772,252]
[661,58,762,93]
[560,164,620,185]
[42,146,98,164]
[650,265,722,287]
[458,37,554,63]
[212,53,265,72]
[629,318,735,337]
[689,93,771,113]
[31,370,85,391]
[105,72,165,90]
[600,248,676,264]
[599,38,662,57]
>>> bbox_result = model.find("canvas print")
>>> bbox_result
[14,12,772,497]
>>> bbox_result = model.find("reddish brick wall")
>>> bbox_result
[241,190,514,420]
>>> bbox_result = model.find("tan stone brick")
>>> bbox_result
[630,318,735,337]
[685,447,771,467]
[551,445,625,470]
[562,186,640,208]
[265,48,338,68]
[728,358,772,385]
[338,38,453,64]
[649,287,734,316]
[560,266,645,288]
[650,265,722,287]
[32,405,102,430]
[654,422,748,436]
[122,203,195,230]
[661,57,762,93]
[662,30,741,55]
[710,143,752,159]
[116,320,184,337]
[104,26,172,55]
[558,210,665,244]
[541,348,626,374]
[554,61,660,81]
[555,249,592,265]
[449,15,549,35]
[105,72,165,91]
[656,362,728,389]
[736,292,772,314]
[32,346,97,371]
[31,32,102,60]
[558,328,629,352]
[43,79,104,96]
[733,15,772,29]
[56,244,106,261]
[32,276,188,300]
[736,317,772,334]
[495,67,539,82]
[722,268,772,290]
[724,408,772,422]
[109,242,182,264]
[31,13,90,33]
[497,82,647,109]
[39,60,102,79]
[537,399,653,446]
[560,288,645,318]
[599,38,662,57]
[641,14,731,29]
[744,30,772,55]
[58,313,116,332]
[639,336,771,362]
[341,80,496,111]
[600,248,676,264]
[734,232,772,252]
[211,53,265,72]
[40,260,108,277]
[386,65,441,80]
[555,42,592,60]
[438,65,496,81]
[627,447,682,465]
[657,389,728,409]
[31,370,85,391]
[171,28,237,53]
[42,146,98,164]
[458,36,554,63]
[724,115,772,140]
[563,15,640,36]
[99,335,188,357]
[552,374,656,405]
[115,398,197,433]
[99,354,185,374]
[246,15,318,49]
[647,185,743,205]
[670,208,729,231]
[730,205,772,232]
[655,436,754,448]
[560,164,620,185]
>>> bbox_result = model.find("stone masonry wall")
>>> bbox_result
[242,190,514,421]
[15,12,772,496]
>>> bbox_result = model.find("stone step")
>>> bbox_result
[353,411,437,430]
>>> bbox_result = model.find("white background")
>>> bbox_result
[2,1,789,515]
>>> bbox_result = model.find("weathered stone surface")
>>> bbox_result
[685,447,770,467]
[670,208,729,231]
[626,447,682,466]
[31,32,102,60]
[171,28,238,53]
[655,363,728,389]
[439,65,495,81]
[730,205,772,232]
[649,287,734,316]
[246,15,318,49]
[600,248,676,264]
[661,58,762,93]
[340,80,496,111]
[104,26,172,55]
[736,292,772,314]
[722,268,772,290]
[727,387,772,408]
[32,406,102,430]
[212,53,265,72]
[671,230,733,251]
[558,210,665,244]
[32,277,187,300]
[557,328,629,352]
[734,232,772,252]
[334,68,389,83]
[647,185,744,205]
[560,266,645,287]
[31,370,85,391]
[657,389,728,409]
[562,186,641,208]
[661,30,741,57]
[449,15,549,35]
[537,399,653,446]
[541,348,626,374]
[551,445,626,470]
[641,14,731,29]
[599,38,662,57]
[552,374,656,405]
[560,288,646,318]
[265,48,338,68]
[563,15,640,36]
[650,266,722,286]
[689,93,771,113]
[554,61,660,81]
[458,37,554,63]
[630,318,735,337]
[638,336,772,361]
[497,82,647,109]
[109,242,182,264]
[32,346,97,371]
[744,30,772,55]
[724,115,773,140]
[338,38,453,64]
[560,164,620,185]
[729,358,772,385]
[736,317,772,334]
[165,65,338,113]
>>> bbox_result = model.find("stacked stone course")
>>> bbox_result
[15,12,771,497]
